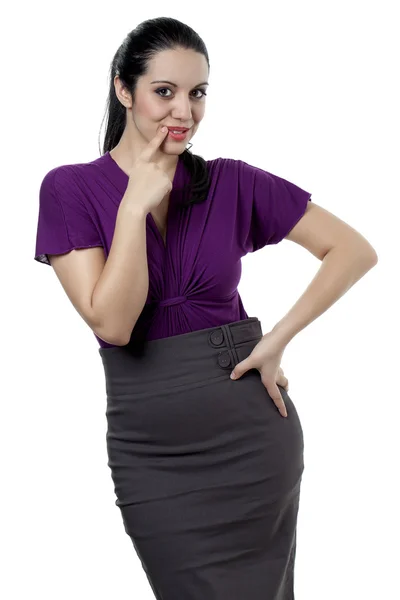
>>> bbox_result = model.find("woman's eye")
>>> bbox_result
[155,88,172,98]
[155,88,207,99]
[194,89,207,99]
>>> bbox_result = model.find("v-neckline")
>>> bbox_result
[149,208,168,248]
[104,151,182,251]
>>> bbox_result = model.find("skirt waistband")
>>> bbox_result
[98,317,263,398]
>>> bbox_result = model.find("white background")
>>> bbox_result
[2,1,398,598]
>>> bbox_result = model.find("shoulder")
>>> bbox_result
[204,156,247,179]
[204,157,276,191]
[40,157,101,195]
[38,162,99,219]
[205,156,240,168]
[205,156,268,175]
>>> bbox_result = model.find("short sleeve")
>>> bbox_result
[34,165,104,266]
[237,159,312,252]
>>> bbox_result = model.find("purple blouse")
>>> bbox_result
[34,152,312,348]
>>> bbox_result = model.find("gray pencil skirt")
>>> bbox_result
[98,317,305,600]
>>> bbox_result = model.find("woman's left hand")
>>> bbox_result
[230,331,289,417]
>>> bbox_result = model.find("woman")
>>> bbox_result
[33,16,378,600]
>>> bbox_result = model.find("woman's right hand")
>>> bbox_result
[124,126,173,213]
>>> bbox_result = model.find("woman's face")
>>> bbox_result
[125,47,209,154]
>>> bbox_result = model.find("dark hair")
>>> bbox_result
[99,17,211,207]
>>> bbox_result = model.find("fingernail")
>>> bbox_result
[230,372,236,379]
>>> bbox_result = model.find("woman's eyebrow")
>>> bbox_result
[150,80,209,87]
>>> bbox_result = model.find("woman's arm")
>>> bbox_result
[268,202,378,346]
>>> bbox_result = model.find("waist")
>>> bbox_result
[98,317,263,397]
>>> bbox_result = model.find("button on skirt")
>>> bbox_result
[98,317,305,600]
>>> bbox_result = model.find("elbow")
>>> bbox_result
[337,240,378,268]
[89,305,136,347]
[369,248,379,265]
[359,234,379,266]
[107,333,131,347]
[92,323,132,347]
[356,249,379,276]
[325,242,378,281]
[361,245,379,268]
[354,246,379,279]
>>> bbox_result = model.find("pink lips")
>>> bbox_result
[167,129,189,141]
[166,127,190,132]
